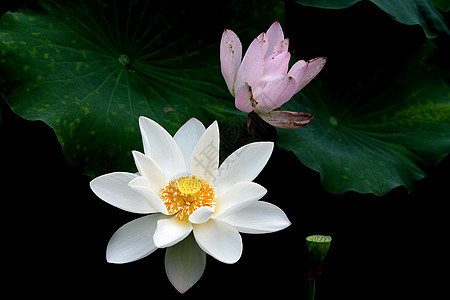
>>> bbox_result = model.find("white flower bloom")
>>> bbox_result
[90,116,291,293]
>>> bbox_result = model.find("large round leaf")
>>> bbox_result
[278,41,449,195]
[0,0,255,176]
[293,0,449,39]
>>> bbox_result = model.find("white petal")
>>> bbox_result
[214,142,274,194]
[165,234,206,294]
[189,121,219,183]
[220,201,291,234]
[90,172,157,214]
[189,206,215,224]
[193,219,242,264]
[106,214,162,264]
[128,177,169,214]
[153,216,193,248]
[138,116,186,179]
[213,181,267,219]
[132,150,167,194]
[173,118,206,172]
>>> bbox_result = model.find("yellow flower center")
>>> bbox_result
[177,177,202,194]
[160,176,215,221]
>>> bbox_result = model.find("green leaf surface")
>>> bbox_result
[0,0,260,176]
[278,41,449,195]
[431,0,450,12]
[294,0,449,38]
[1,0,448,196]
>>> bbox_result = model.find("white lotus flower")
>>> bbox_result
[90,116,291,293]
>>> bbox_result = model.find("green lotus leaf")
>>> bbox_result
[0,0,254,176]
[294,0,449,38]
[278,41,449,195]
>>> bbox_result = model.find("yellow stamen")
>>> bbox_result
[177,177,201,195]
[160,176,215,221]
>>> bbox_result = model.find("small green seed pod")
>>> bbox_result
[306,235,332,263]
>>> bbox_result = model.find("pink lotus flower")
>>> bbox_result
[220,21,326,129]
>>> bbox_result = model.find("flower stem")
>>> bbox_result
[308,279,316,300]
[305,235,331,300]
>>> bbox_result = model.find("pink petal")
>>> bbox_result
[234,32,268,95]
[235,83,257,113]
[258,110,313,129]
[254,75,297,112]
[272,38,289,55]
[264,21,285,59]
[220,29,242,96]
[292,57,326,93]
[264,51,290,76]
[253,51,291,99]
[287,59,307,79]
